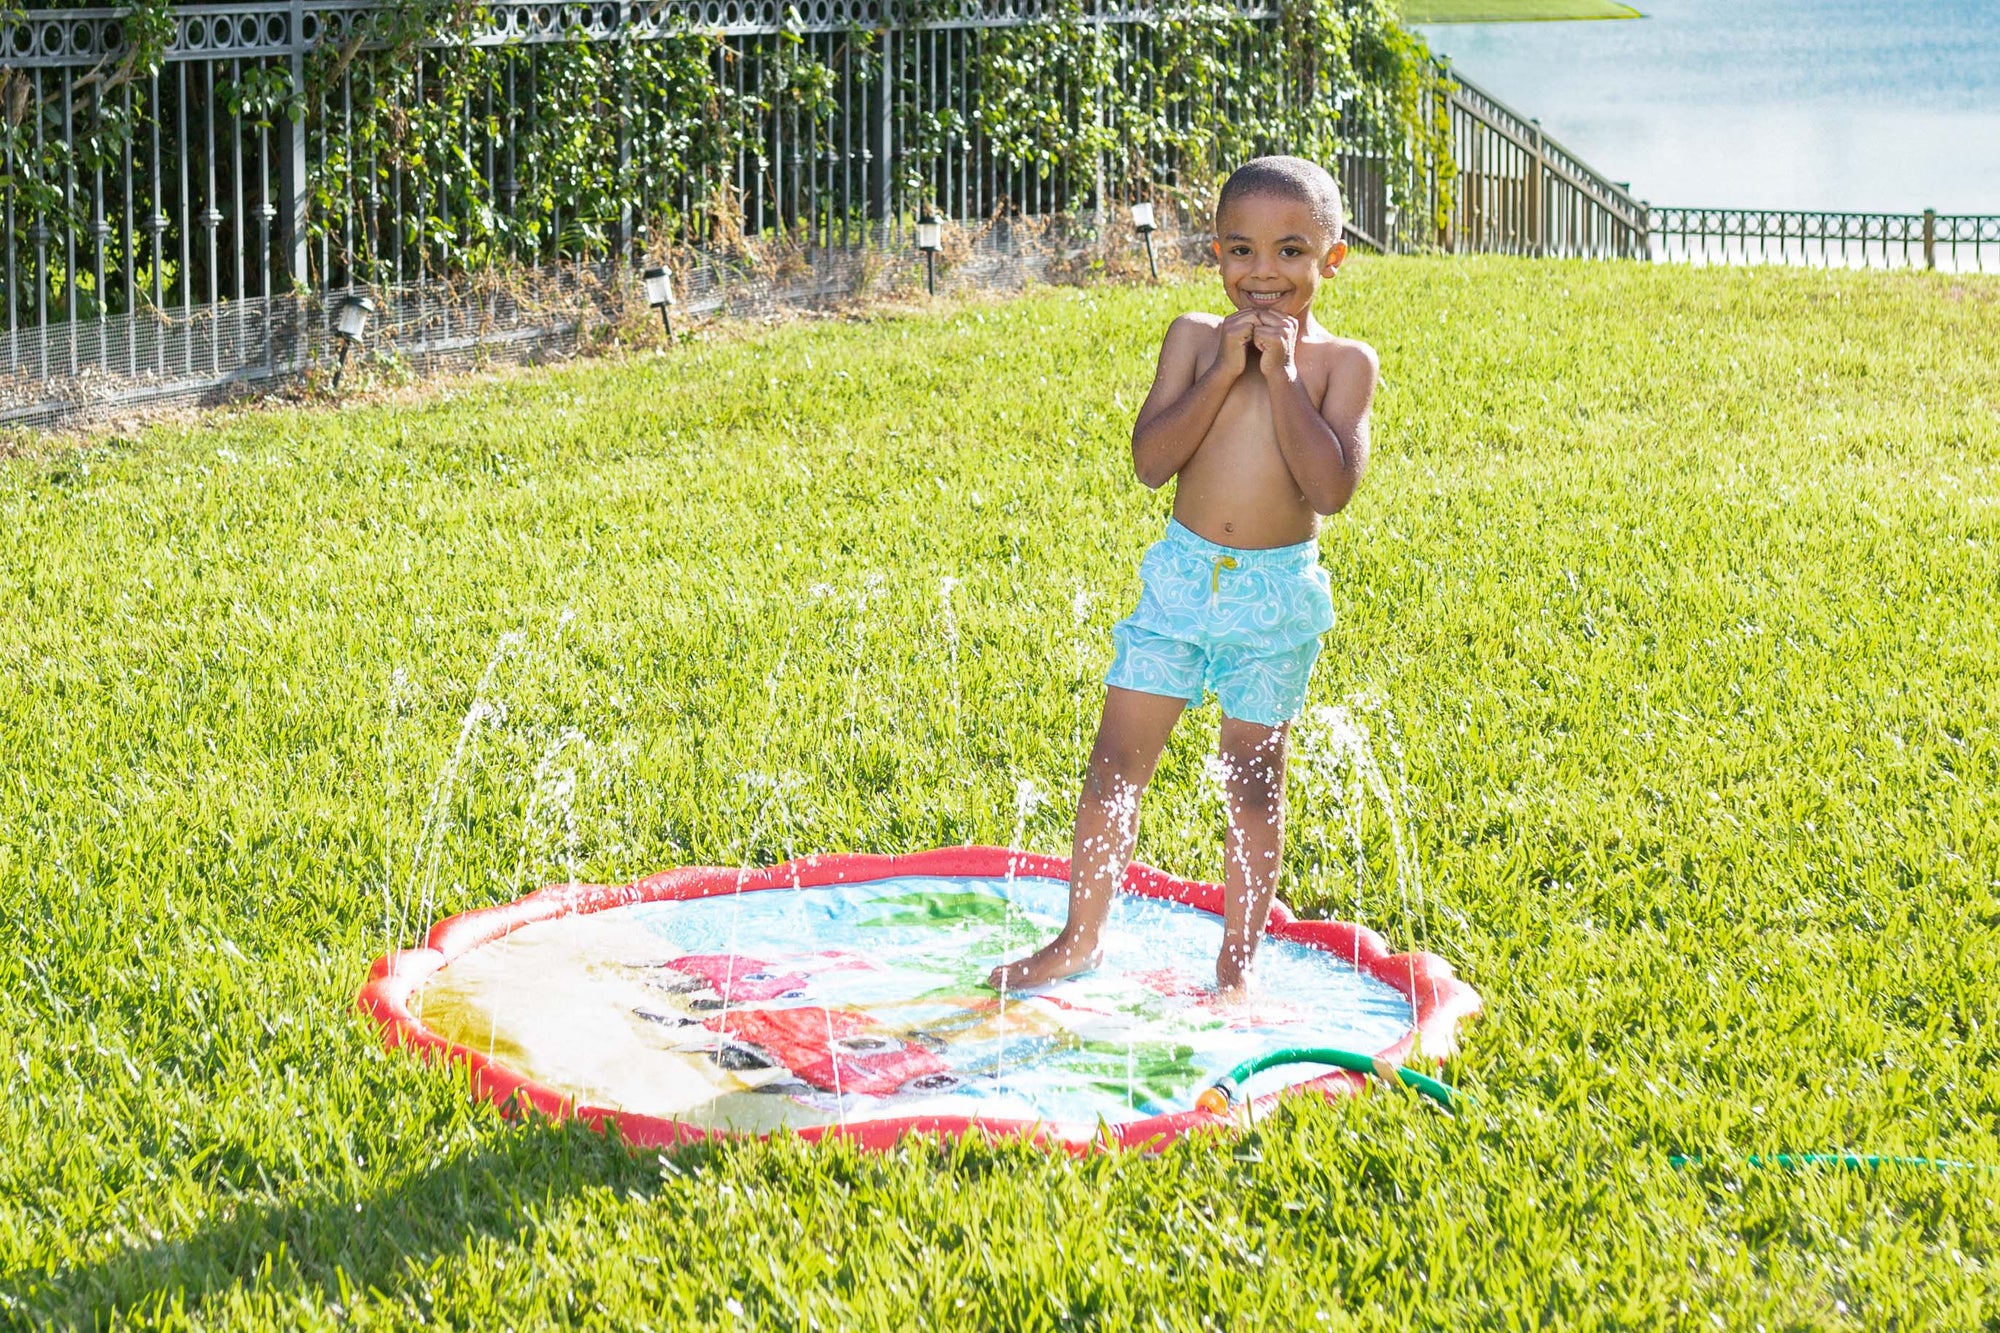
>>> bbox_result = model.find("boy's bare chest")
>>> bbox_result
[1177,351,1321,505]
[1194,347,1328,436]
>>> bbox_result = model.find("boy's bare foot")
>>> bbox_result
[1214,947,1254,998]
[987,935,1103,991]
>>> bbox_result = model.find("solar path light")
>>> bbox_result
[1131,200,1159,281]
[642,266,676,337]
[331,293,376,392]
[916,215,942,295]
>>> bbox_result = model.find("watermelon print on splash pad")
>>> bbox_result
[357,847,1482,1151]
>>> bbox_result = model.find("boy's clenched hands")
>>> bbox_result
[1132,303,1360,495]
[1212,309,1264,378]
[1213,310,1300,382]
[1250,312,1299,381]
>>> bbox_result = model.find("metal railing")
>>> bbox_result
[3,0,1446,425]
[1401,70,2000,275]
[1648,207,2000,274]
[16,4,1988,429]
[1423,68,1647,260]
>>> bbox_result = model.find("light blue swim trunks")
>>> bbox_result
[1105,518,1337,727]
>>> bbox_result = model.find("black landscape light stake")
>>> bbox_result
[642,266,676,338]
[1131,200,1159,281]
[916,214,942,295]
[332,293,377,392]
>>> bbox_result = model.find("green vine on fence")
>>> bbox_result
[1,0,175,217]
[906,0,1442,234]
[4,0,1446,316]
[301,0,808,281]
[0,0,184,315]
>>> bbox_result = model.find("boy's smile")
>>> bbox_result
[1212,193,1346,319]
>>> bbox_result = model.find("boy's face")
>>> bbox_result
[1211,192,1347,320]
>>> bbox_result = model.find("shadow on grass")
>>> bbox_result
[18,1120,669,1329]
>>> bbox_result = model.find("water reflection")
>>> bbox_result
[1419,0,2000,212]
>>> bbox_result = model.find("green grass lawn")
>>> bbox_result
[4,256,1998,1328]
[1405,0,1639,21]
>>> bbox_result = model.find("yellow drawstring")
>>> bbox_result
[1210,554,1237,594]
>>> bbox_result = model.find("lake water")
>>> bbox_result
[1417,0,2000,213]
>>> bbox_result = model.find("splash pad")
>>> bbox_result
[358,847,1481,1151]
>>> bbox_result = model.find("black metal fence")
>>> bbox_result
[1648,207,2000,274]
[31,3,1987,429]
[6,0,1466,425]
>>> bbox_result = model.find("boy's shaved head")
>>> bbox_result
[1216,156,1345,243]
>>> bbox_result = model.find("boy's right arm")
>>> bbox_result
[1130,313,1256,489]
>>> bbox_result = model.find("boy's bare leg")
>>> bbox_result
[987,686,1186,991]
[1215,716,1289,995]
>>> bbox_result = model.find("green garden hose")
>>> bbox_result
[1669,1153,1996,1176]
[1195,1046,1468,1115]
[1199,1055,1993,1179]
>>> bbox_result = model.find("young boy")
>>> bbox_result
[990,156,1378,996]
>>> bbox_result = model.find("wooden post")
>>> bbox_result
[1923,208,1937,270]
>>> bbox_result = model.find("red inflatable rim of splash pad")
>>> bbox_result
[355,846,1483,1154]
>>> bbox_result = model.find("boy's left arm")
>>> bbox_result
[1255,314,1377,515]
